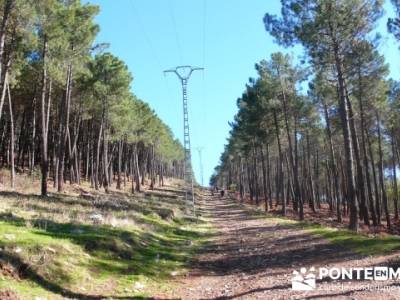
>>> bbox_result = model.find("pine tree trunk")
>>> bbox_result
[57,64,72,192]
[102,116,109,193]
[346,92,369,225]
[0,71,9,124]
[252,143,260,205]
[134,145,141,192]
[266,144,273,209]
[0,0,13,86]
[246,158,254,203]
[6,79,14,188]
[130,150,135,194]
[273,109,286,216]
[117,139,123,189]
[40,37,48,196]
[277,70,301,218]
[391,130,399,220]
[333,56,358,230]
[366,127,381,224]
[329,22,359,230]
[94,122,103,190]
[306,132,316,212]
[376,111,390,229]
[357,76,377,226]
[260,146,268,211]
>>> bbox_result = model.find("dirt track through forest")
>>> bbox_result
[166,192,400,300]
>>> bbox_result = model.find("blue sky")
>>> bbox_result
[87,0,399,186]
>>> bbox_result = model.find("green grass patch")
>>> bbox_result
[235,198,400,255]
[301,223,400,256]
[241,199,400,256]
[0,189,212,299]
[261,213,400,256]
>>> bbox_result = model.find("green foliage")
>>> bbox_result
[388,0,400,43]
[212,52,312,186]
[264,0,384,66]
[9,0,184,176]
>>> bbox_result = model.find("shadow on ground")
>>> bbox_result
[0,189,210,299]
[170,196,400,300]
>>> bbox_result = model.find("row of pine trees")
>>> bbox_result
[0,0,184,195]
[211,0,400,232]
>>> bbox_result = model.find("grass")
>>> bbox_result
[0,177,212,299]
[302,223,400,256]
[238,198,400,256]
[261,214,400,256]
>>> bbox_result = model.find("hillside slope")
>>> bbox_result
[0,174,209,299]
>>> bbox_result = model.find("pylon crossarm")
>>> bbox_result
[163,65,204,216]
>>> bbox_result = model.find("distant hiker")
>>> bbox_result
[220,190,225,198]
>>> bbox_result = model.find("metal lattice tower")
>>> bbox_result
[164,66,203,214]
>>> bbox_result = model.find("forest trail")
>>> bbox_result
[166,194,400,300]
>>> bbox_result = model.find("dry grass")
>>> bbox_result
[0,170,210,299]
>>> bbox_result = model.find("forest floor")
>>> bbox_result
[0,172,211,299]
[234,194,400,236]
[2,173,400,299]
[267,202,400,236]
[163,194,400,300]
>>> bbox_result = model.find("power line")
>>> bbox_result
[167,0,184,64]
[202,0,207,69]
[195,146,204,187]
[201,0,207,129]
[131,1,163,69]
[130,0,176,115]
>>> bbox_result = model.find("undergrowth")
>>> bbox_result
[0,180,211,299]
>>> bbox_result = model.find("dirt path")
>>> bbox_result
[166,193,400,300]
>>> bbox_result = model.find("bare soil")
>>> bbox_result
[163,193,400,300]
[0,289,20,300]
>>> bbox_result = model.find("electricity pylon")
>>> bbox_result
[164,66,203,215]
[195,146,204,187]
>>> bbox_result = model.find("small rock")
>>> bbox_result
[134,282,145,290]
[62,245,74,254]
[46,247,56,254]
[4,233,15,240]
[89,214,103,223]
